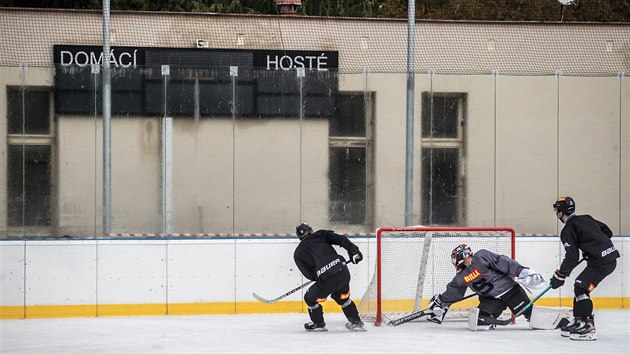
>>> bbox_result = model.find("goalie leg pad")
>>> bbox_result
[468,308,479,331]
[529,306,573,330]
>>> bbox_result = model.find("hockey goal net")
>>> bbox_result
[358,226,516,326]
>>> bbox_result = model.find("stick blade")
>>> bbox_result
[388,310,427,327]
[388,320,401,327]
[252,292,276,304]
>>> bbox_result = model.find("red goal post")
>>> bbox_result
[358,226,516,326]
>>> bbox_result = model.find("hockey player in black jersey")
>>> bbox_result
[550,197,620,341]
[426,244,546,331]
[293,222,365,332]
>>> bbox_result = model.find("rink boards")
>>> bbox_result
[0,236,627,319]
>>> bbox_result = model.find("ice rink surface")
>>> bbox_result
[1,310,628,354]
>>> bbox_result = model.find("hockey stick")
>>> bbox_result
[252,280,315,304]
[388,292,478,327]
[253,260,359,304]
[484,257,587,326]
[482,284,552,326]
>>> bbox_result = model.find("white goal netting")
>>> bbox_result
[358,226,515,326]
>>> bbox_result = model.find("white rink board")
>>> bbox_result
[235,239,304,304]
[0,236,627,308]
[24,241,97,305]
[0,242,26,305]
[167,240,236,303]
[96,240,167,304]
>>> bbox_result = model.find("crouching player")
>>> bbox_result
[427,244,546,330]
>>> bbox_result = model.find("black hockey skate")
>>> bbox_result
[468,309,497,331]
[476,315,497,331]
[345,320,367,332]
[560,317,578,337]
[476,323,496,331]
[569,316,596,341]
[304,321,327,332]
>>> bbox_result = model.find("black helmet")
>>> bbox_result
[553,197,575,215]
[296,222,313,240]
[451,244,473,272]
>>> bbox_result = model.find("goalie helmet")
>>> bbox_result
[553,196,575,215]
[296,222,313,240]
[451,244,473,271]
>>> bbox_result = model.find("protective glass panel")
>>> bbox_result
[557,76,622,230]
[232,68,302,234]
[330,92,366,137]
[421,92,460,139]
[53,65,100,236]
[419,75,470,226]
[7,89,50,135]
[329,146,366,224]
[421,147,459,225]
[170,66,236,235]
[0,29,627,240]
[494,76,558,234]
[7,145,51,227]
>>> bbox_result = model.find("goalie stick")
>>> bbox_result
[481,284,552,326]
[388,292,478,327]
[252,280,315,304]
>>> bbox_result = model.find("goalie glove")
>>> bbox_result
[427,294,449,324]
[349,250,363,264]
[517,268,546,289]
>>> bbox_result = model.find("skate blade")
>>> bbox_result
[305,327,328,332]
[569,333,596,341]
[347,326,367,332]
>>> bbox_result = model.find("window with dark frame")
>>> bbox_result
[328,92,374,226]
[329,146,366,224]
[421,92,466,226]
[7,88,54,227]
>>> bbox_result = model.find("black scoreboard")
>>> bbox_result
[53,45,339,118]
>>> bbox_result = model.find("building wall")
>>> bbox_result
[0,9,628,237]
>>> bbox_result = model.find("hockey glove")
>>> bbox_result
[427,294,449,324]
[517,268,546,289]
[550,269,566,289]
[349,250,363,264]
